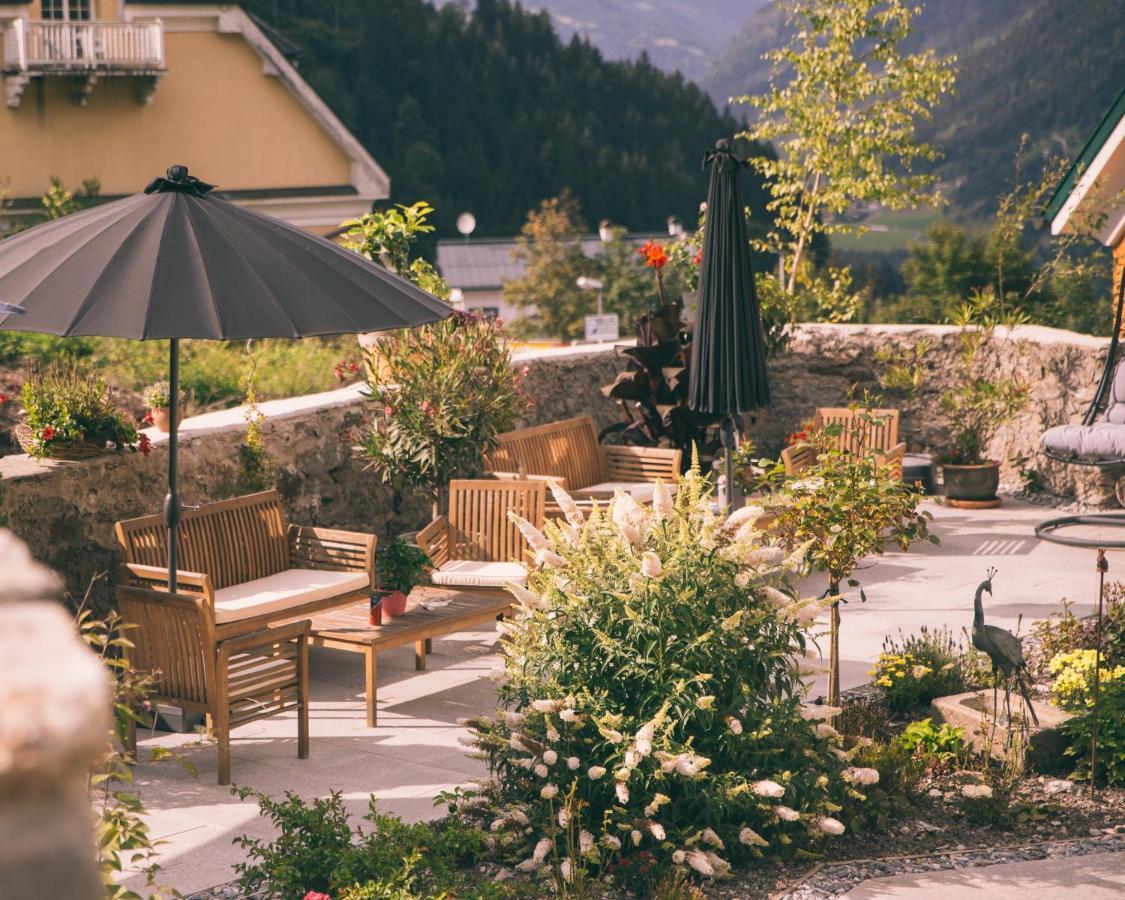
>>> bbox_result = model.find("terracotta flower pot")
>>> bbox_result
[381,590,409,617]
[150,407,179,433]
[942,461,1000,502]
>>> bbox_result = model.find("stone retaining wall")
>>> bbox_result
[0,325,1113,609]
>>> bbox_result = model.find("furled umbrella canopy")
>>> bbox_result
[688,140,771,504]
[0,165,451,590]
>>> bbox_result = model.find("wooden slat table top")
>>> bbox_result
[306,588,512,650]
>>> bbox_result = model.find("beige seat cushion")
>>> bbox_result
[213,568,369,624]
[572,482,656,504]
[430,560,527,588]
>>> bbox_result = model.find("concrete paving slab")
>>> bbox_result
[844,849,1125,898]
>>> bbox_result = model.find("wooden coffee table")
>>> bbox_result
[303,587,512,727]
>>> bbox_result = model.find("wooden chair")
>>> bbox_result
[417,479,546,591]
[117,586,310,785]
[485,415,681,516]
[782,408,907,479]
[115,490,376,640]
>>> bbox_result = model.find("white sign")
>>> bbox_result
[585,314,619,343]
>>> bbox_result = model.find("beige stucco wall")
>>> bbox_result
[0,28,354,198]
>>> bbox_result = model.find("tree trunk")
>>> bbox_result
[827,578,841,709]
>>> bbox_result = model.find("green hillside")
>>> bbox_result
[706,0,1125,215]
[240,0,769,241]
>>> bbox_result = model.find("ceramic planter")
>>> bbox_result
[381,589,409,617]
[942,461,1000,502]
[150,406,178,433]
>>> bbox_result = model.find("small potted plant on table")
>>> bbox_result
[938,291,1029,507]
[375,538,432,618]
[142,380,179,433]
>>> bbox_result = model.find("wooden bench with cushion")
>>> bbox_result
[485,415,681,515]
[115,490,377,639]
[782,407,907,479]
[418,479,546,590]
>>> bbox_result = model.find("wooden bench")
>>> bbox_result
[485,415,681,515]
[115,490,377,639]
[782,407,907,479]
[300,587,513,727]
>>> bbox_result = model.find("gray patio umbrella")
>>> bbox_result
[688,139,771,507]
[0,165,450,591]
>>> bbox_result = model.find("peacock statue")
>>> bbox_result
[972,569,1039,727]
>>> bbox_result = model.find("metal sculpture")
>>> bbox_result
[972,569,1040,730]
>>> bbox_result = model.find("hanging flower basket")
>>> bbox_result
[15,423,111,460]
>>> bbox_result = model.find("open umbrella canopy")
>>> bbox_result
[688,140,770,415]
[0,166,450,339]
[0,165,451,593]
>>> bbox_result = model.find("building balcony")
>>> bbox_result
[3,18,165,107]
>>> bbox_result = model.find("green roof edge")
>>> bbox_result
[1045,85,1125,223]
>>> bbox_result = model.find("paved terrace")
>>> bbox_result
[124,498,1111,896]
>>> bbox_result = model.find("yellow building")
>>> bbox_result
[0,1,387,234]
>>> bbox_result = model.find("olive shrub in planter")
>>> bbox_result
[939,290,1029,504]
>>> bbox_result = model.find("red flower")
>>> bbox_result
[638,240,668,271]
[303,893,332,900]
[421,400,432,415]
[41,425,55,441]
[142,411,155,426]
[0,393,8,404]
[694,249,703,266]
[348,361,359,373]
[384,405,393,417]
[138,434,152,457]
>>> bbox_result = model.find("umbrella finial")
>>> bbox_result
[145,166,215,196]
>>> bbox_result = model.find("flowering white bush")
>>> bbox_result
[465,470,878,891]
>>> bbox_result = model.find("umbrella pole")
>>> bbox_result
[165,338,181,594]
[722,414,737,511]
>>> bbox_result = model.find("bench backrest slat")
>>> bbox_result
[115,490,291,589]
[487,416,606,490]
[447,479,546,563]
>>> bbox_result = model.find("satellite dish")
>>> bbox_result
[456,212,477,237]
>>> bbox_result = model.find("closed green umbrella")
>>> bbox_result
[688,139,771,505]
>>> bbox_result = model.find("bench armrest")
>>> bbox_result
[289,525,376,585]
[488,470,567,489]
[603,445,682,482]
[781,442,818,477]
[124,564,214,598]
[219,618,311,656]
[417,516,451,568]
[877,442,907,479]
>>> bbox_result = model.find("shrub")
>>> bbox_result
[837,696,894,742]
[894,718,968,766]
[1025,599,1099,680]
[871,627,972,713]
[359,311,528,517]
[1049,649,1125,785]
[234,791,509,900]
[20,359,140,457]
[467,472,878,890]
[843,740,925,830]
[766,399,936,705]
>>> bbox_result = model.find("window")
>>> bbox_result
[41,0,92,21]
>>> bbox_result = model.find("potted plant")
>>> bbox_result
[938,290,1029,505]
[375,538,432,617]
[142,380,179,433]
[18,361,141,460]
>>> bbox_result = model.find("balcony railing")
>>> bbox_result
[3,19,164,72]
